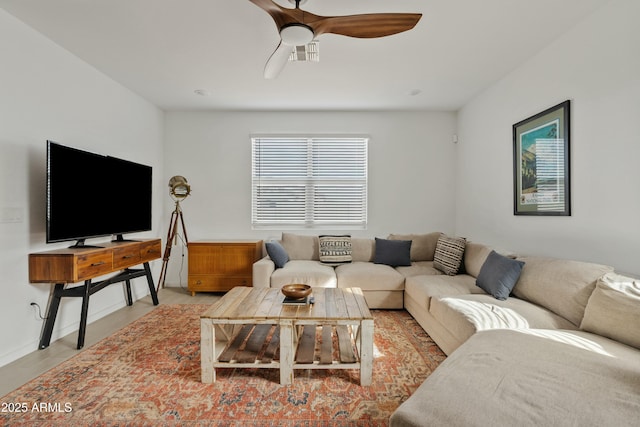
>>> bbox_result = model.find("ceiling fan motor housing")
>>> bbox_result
[280,23,314,46]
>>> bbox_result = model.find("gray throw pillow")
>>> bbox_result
[265,241,289,269]
[374,238,412,267]
[476,250,525,300]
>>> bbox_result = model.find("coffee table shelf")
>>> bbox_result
[215,323,360,365]
[201,287,373,385]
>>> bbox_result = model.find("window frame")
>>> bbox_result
[251,135,368,230]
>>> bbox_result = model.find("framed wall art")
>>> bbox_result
[513,100,571,216]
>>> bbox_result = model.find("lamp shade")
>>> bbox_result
[168,176,191,201]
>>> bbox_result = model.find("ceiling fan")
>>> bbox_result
[250,0,422,79]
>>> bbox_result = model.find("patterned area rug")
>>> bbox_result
[1,305,445,427]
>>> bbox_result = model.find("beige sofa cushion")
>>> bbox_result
[581,272,640,349]
[404,274,481,311]
[335,261,405,291]
[395,261,441,278]
[463,242,492,277]
[388,232,440,261]
[429,294,578,345]
[390,328,640,427]
[512,257,613,326]
[351,238,375,262]
[281,233,319,260]
[270,260,336,288]
[275,233,374,262]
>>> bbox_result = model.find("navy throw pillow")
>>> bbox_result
[374,238,412,267]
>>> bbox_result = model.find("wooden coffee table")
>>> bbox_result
[200,286,374,386]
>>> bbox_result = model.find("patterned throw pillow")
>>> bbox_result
[433,234,467,275]
[319,235,352,265]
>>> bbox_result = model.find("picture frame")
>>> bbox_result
[513,100,571,216]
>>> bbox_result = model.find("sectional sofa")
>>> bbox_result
[253,232,640,426]
[253,232,424,309]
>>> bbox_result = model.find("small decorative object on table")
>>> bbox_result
[281,284,312,302]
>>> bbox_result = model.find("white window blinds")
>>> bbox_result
[252,136,368,228]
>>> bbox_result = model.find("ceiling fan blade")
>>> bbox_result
[249,0,306,29]
[310,13,422,38]
[264,41,293,79]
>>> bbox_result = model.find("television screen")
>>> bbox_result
[46,141,152,246]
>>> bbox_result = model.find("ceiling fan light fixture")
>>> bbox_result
[289,40,319,62]
[280,23,314,46]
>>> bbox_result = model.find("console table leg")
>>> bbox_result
[77,280,91,349]
[39,283,64,349]
[125,279,133,306]
[144,262,159,305]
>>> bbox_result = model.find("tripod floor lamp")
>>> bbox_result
[157,175,191,291]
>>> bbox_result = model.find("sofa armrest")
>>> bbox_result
[253,256,275,288]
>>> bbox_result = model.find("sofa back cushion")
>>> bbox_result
[280,233,377,263]
[463,242,492,277]
[281,233,320,260]
[388,232,440,261]
[351,238,375,262]
[581,273,640,350]
[513,256,613,326]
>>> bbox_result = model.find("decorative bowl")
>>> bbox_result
[281,284,312,300]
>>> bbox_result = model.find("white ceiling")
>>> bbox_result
[1,0,610,111]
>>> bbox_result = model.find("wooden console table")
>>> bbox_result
[29,239,161,349]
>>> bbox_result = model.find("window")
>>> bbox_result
[252,136,368,229]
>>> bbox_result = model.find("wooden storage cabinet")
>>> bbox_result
[188,240,262,295]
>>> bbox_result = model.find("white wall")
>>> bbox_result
[0,10,165,366]
[162,110,457,284]
[456,0,640,275]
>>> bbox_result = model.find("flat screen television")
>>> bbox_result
[46,141,152,247]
